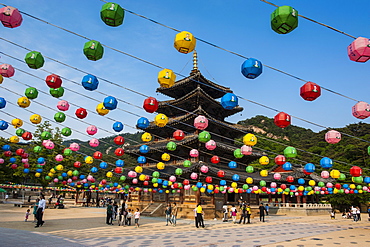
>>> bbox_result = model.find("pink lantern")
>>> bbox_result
[57,100,70,111]
[0,6,22,28]
[321,171,329,179]
[169,176,176,182]
[53,178,59,183]
[241,145,252,155]
[128,171,137,178]
[320,191,325,195]
[363,186,368,191]
[89,138,99,147]
[45,140,54,150]
[270,182,277,188]
[132,178,138,184]
[67,178,72,183]
[0,158,4,164]
[82,179,87,183]
[326,182,333,188]
[347,37,370,63]
[352,101,370,119]
[228,188,234,193]
[252,186,258,191]
[325,130,341,144]
[86,125,98,135]
[87,175,94,181]
[200,165,209,173]
[42,140,48,146]
[0,64,15,77]
[345,189,349,194]
[21,158,28,163]
[194,115,208,130]
[55,154,64,162]
[69,143,80,151]
[205,140,216,150]
[184,185,190,190]
[273,173,281,180]
[190,172,198,180]
[189,149,199,157]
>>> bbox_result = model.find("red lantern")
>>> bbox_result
[115,148,124,156]
[274,112,291,128]
[11,164,17,169]
[72,176,78,181]
[62,181,67,185]
[21,153,29,158]
[74,161,81,168]
[274,155,286,165]
[16,148,24,156]
[350,166,362,177]
[286,176,294,183]
[303,170,312,175]
[143,97,159,113]
[145,175,150,181]
[335,183,341,189]
[143,181,149,186]
[45,74,62,89]
[211,156,220,164]
[300,81,321,101]
[205,176,213,183]
[21,132,33,141]
[261,187,267,192]
[23,163,30,168]
[173,130,185,141]
[75,108,88,119]
[101,179,107,184]
[280,184,287,190]
[114,136,125,145]
[114,167,122,173]
[183,179,190,185]
[217,170,225,178]
[93,151,103,159]
[4,151,12,157]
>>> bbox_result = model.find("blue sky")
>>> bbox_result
[0,0,369,142]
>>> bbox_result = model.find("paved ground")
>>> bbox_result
[0,203,369,246]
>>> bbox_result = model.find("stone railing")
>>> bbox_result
[271,203,332,208]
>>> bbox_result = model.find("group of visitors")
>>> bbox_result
[106,200,140,228]
[164,202,178,226]
[223,201,269,224]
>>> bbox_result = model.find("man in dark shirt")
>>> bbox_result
[238,203,247,224]
[259,203,267,222]
[106,202,113,225]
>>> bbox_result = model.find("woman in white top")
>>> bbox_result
[230,205,237,224]
[35,195,46,227]
[134,208,141,228]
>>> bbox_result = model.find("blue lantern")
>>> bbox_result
[103,96,118,110]
[158,189,163,193]
[115,159,124,167]
[289,185,296,190]
[113,121,124,132]
[9,157,16,163]
[137,117,149,129]
[220,180,226,186]
[228,161,237,169]
[137,156,146,164]
[23,168,29,173]
[91,167,98,173]
[37,157,45,164]
[70,182,75,186]
[84,183,89,188]
[163,180,169,187]
[297,178,305,185]
[0,97,6,109]
[82,74,99,91]
[100,162,108,169]
[232,174,240,181]
[157,179,163,184]
[241,58,263,79]
[0,120,9,130]
[221,93,238,110]
[320,157,333,169]
[247,189,252,193]
[79,175,85,179]
[282,162,292,171]
[196,182,203,188]
[342,184,349,189]
[36,168,43,173]
[270,188,276,192]
[304,163,315,173]
[364,177,370,184]
[2,145,10,151]
[140,145,150,154]
[62,172,67,177]
[113,182,118,187]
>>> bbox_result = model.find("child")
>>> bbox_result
[33,199,39,223]
[134,208,141,228]
[25,209,31,222]
[330,210,335,219]
[126,209,132,226]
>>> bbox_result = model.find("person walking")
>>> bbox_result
[106,201,113,225]
[126,209,132,226]
[32,198,39,223]
[265,204,270,215]
[195,203,205,228]
[259,203,267,222]
[35,195,46,228]
[367,206,370,221]
[171,202,178,226]
[165,203,172,226]
[356,207,361,221]
[134,208,141,228]
[222,205,228,222]
[230,204,237,224]
[25,209,31,222]
[246,204,252,224]
[238,203,247,224]
[351,206,357,222]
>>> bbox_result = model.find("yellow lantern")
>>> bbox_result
[165,190,170,193]
[17,96,31,108]
[246,177,253,184]
[56,165,64,171]
[358,190,363,194]
[349,184,356,189]
[50,168,56,174]
[308,180,316,186]
[148,188,152,192]
[91,185,95,189]
[231,182,237,188]
[157,162,165,170]
[154,113,169,127]
[48,172,54,177]
[168,181,173,186]
[161,153,170,161]
[243,133,257,146]
[85,156,94,164]
[35,172,41,177]
[207,184,214,190]
[200,187,206,193]
[235,189,239,194]
[9,136,19,143]
[259,156,269,165]
[298,186,304,191]
[157,69,176,88]
[141,132,152,142]
[174,31,196,54]
[153,183,158,187]
[67,170,73,176]
[11,118,23,128]
[260,170,268,177]
[30,114,42,124]
[135,166,143,173]
[277,188,283,193]
[333,188,338,194]
[96,102,110,116]
[0,74,3,84]
[106,171,113,178]
[330,169,340,179]
[135,187,140,191]
[139,174,146,181]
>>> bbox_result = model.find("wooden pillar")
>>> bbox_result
[179,189,184,204]
[316,194,319,203]
[195,190,200,204]
[138,190,142,203]
[150,191,154,203]
[75,190,79,205]
[211,194,215,205]
[247,194,251,204]
[297,195,301,204]
[224,192,227,204]
[302,195,307,203]
[256,194,260,204]
[165,193,169,204]
[282,193,286,203]
[268,194,272,203]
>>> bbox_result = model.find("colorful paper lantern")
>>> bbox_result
[166,141,176,151]
[141,132,152,142]
[25,51,44,69]
[241,58,263,79]
[103,96,118,110]
[0,97,6,109]
[205,140,216,150]
[211,156,220,164]
[17,97,30,108]
[174,31,196,54]
[57,100,69,111]
[228,161,237,169]
[284,146,297,158]
[30,114,42,124]
[45,74,62,89]
[158,69,176,88]
[194,115,208,130]
[89,138,100,147]
[320,157,333,169]
[137,117,150,129]
[347,37,370,63]
[352,101,370,119]
[143,97,158,113]
[114,148,124,156]
[274,112,291,128]
[270,5,298,34]
[161,153,170,161]
[61,127,72,137]
[86,125,98,135]
[241,145,252,155]
[221,93,238,110]
[200,165,209,173]
[300,81,321,101]
[273,173,281,180]
[173,129,185,141]
[113,121,124,132]
[96,102,110,116]
[114,136,125,145]
[243,133,257,146]
[83,40,104,61]
[246,166,254,173]
[0,6,23,28]
[325,130,341,144]
[198,131,211,143]
[54,112,66,123]
[82,74,99,91]
[234,149,244,158]
[157,162,165,170]
[25,87,39,99]
[75,108,88,119]
[350,166,362,177]
[100,2,124,27]
[154,113,168,127]
[259,156,269,165]
[49,87,64,98]
[282,162,292,171]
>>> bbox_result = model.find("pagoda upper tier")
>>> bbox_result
[157,86,243,120]
[157,70,232,99]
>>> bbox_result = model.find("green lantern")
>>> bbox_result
[234,149,244,159]
[36,164,43,168]
[50,87,64,98]
[61,127,72,137]
[58,176,63,181]
[54,112,66,123]
[25,87,39,99]
[305,186,312,191]
[368,146,370,155]
[100,2,125,27]
[183,160,191,167]
[25,51,45,69]
[83,40,104,61]
[166,141,177,151]
[352,176,363,183]
[16,128,25,136]
[45,176,51,181]
[284,188,290,192]
[152,171,160,178]
[151,178,158,183]
[271,6,298,34]
[198,131,211,143]
[284,146,297,158]
[338,173,346,181]
[41,131,51,140]
[318,182,325,187]
[33,146,42,153]
[72,170,79,176]
[192,186,198,191]
[246,166,254,173]
[175,168,183,176]
[177,183,183,188]
[120,175,126,181]
[63,148,72,156]
[242,184,249,190]
[259,180,266,187]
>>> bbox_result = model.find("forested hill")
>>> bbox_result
[238,115,370,172]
